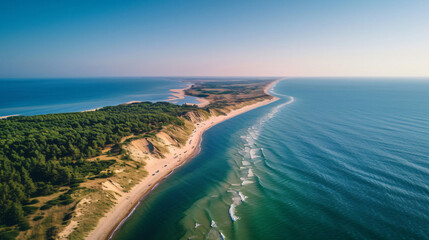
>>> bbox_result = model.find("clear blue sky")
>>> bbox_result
[0,0,428,78]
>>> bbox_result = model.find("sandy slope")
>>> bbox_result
[86,80,279,240]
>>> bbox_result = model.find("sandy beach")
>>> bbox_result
[167,83,210,107]
[86,80,279,240]
[0,114,19,119]
[84,83,209,114]
[166,84,192,101]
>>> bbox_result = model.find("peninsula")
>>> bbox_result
[0,79,278,240]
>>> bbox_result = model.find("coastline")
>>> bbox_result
[166,83,192,101]
[85,83,209,113]
[86,80,279,240]
[167,83,210,107]
[0,114,19,119]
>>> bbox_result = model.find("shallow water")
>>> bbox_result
[113,78,429,240]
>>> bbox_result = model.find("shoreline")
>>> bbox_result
[0,114,20,119]
[166,83,210,107]
[85,83,209,113]
[166,83,192,101]
[2,79,277,118]
[86,80,280,240]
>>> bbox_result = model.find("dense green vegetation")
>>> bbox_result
[0,102,199,229]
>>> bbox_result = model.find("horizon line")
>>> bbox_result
[1,75,429,80]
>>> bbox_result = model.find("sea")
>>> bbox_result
[0,77,199,117]
[2,77,428,239]
[110,78,429,240]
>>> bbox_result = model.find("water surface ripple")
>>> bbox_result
[114,78,429,240]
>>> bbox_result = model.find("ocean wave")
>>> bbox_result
[241,180,254,185]
[229,204,239,221]
[219,231,226,240]
[248,168,254,177]
[261,148,266,158]
[238,192,247,202]
[250,148,260,159]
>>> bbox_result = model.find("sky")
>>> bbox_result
[0,0,428,78]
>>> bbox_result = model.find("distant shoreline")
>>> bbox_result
[83,83,209,113]
[166,83,210,107]
[86,79,280,240]
[0,114,20,119]
[0,82,207,117]
[166,83,192,101]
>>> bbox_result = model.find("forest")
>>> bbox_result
[0,102,201,232]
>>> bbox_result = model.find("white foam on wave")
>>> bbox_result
[249,131,258,141]
[250,148,260,159]
[220,231,226,240]
[227,191,243,222]
[239,151,251,159]
[242,160,250,166]
[248,168,254,177]
[229,204,239,221]
[238,192,247,202]
[243,135,255,146]
[242,180,254,185]
[228,94,296,228]
[260,148,266,158]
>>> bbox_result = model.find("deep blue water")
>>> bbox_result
[113,78,429,240]
[0,77,198,116]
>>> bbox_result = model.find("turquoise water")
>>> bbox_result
[113,78,429,240]
[0,77,199,116]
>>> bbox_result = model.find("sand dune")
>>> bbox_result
[86,80,279,240]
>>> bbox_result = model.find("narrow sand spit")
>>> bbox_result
[86,80,279,240]
[0,114,19,119]
[166,83,210,107]
[84,83,209,113]
[166,84,192,101]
